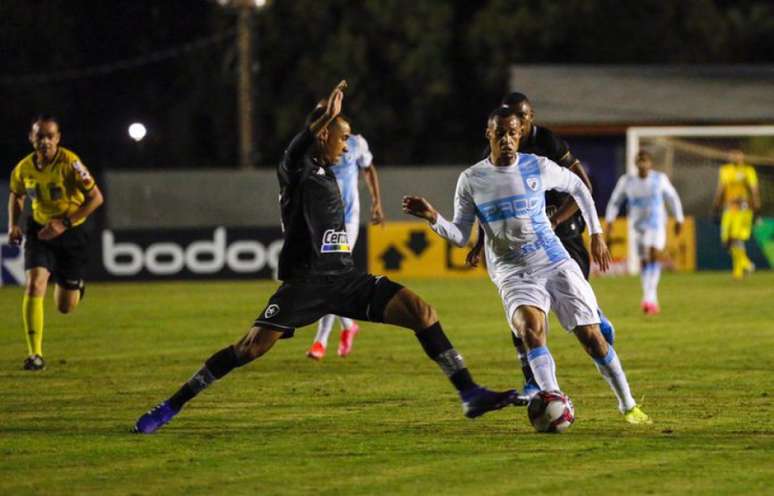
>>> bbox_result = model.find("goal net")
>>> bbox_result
[623,125,774,273]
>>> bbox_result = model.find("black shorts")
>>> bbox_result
[254,271,404,337]
[561,235,591,280]
[24,220,89,288]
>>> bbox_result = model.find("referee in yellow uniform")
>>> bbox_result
[7,116,104,370]
[713,150,761,280]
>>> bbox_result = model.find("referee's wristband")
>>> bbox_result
[62,217,72,229]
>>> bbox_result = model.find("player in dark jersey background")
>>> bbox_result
[467,92,616,397]
[134,81,520,434]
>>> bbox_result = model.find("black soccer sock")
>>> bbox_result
[168,346,241,411]
[511,332,535,384]
[415,322,477,394]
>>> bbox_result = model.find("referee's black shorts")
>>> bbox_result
[561,235,591,280]
[24,219,89,289]
[254,270,405,337]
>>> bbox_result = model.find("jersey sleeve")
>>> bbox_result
[354,135,373,169]
[430,170,476,247]
[9,164,25,195]
[279,128,314,176]
[69,156,97,193]
[540,157,602,235]
[660,173,684,223]
[605,175,628,224]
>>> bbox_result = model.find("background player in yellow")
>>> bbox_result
[712,150,760,280]
[7,116,104,370]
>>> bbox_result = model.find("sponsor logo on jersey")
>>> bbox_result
[527,177,539,191]
[477,195,543,223]
[320,229,351,253]
[264,304,280,318]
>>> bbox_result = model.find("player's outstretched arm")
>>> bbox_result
[402,196,437,223]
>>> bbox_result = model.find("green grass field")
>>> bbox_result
[1,272,773,495]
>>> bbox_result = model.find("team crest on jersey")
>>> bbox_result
[264,304,280,318]
[321,229,351,253]
[527,177,539,191]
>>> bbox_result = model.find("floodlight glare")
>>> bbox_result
[128,123,147,142]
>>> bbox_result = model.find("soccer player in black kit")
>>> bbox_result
[134,81,519,433]
[467,92,616,398]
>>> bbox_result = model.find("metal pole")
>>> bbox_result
[237,4,254,168]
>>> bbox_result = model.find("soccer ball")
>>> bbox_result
[527,390,575,433]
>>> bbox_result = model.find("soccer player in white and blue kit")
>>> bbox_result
[307,132,385,360]
[605,151,684,315]
[403,107,651,423]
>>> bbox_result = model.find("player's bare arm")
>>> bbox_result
[7,191,25,245]
[38,185,104,241]
[401,196,438,224]
[363,165,385,225]
[309,80,348,137]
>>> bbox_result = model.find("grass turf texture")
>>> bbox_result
[1,272,772,495]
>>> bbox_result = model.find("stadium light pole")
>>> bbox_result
[216,0,268,169]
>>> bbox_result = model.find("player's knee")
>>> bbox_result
[57,301,75,314]
[26,278,47,296]
[234,327,276,363]
[514,309,545,348]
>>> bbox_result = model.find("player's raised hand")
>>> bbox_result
[590,233,611,272]
[402,196,438,223]
[326,80,347,119]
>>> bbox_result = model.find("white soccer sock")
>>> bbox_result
[339,316,355,330]
[593,346,636,413]
[314,314,336,347]
[527,346,560,391]
[649,262,661,304]
[640,264,651,302]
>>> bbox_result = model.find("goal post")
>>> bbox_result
[623,125,774,274]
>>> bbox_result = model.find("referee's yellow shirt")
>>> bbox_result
[10,147,96,227]
[718,162,758,209]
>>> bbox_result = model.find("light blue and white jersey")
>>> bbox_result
[431,154,603,283]
[605,171,684,232]
[328,134,373,225]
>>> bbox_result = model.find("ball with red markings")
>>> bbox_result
[527,390,575,433]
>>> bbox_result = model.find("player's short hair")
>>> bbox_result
[487,105,520,126]
[636,150,652,161]
[31,114,60,127]
[501,92,530,107]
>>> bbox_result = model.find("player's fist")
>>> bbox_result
[8,225,23,245]
[370,203,385,225]
[402,196,437,223]
[466,242,483,267]
[590,233,611,272]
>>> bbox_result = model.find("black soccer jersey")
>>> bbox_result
[520,125,586,239]
[276,129,354,280]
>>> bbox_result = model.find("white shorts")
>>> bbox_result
[345,222,360,249]
[498,259,600,332]
[634,227,666,258]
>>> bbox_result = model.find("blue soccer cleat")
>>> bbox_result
[598,308,615,346]
[132,400,179,434]
[461,387,522,418]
